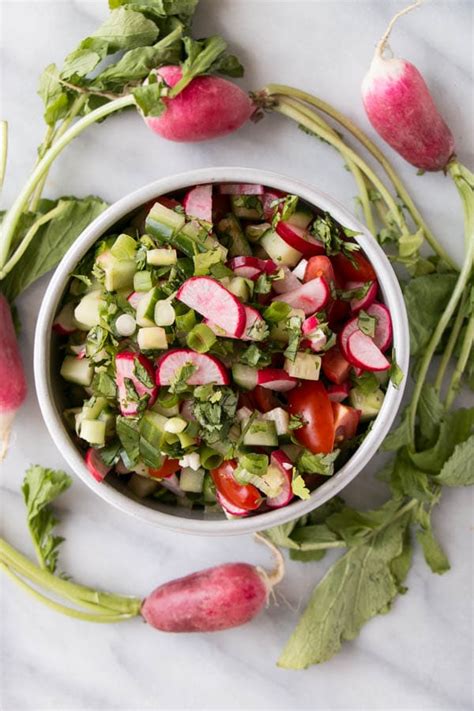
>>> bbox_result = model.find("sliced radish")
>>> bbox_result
[272,276,329,315]
[219,183,265,195]
[53,302,77,335]
[85,448,112,482]
[228,256,277,280]
[216,491,249,517]
[115,352,158,416]
[256,368,297,392]
[205,305,265,343]
[302,314,320,336]
[266,451,294,509]
[262,190,286,221]
[177,276,246,338]
[155,349,229,386]
[367,302,393,352]
[272,267,302,295]
[161,473,186,498]
[327,382,350,402]
[346,331,390,371]
[337,317,360,360]
[291,259,308,281]
[182,184,212,223]
[276,221,325,258]
[345,280,378,313]
[127,291,144,309]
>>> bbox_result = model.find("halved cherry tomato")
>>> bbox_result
[331,402,361,443]
[331,252,376,283]
[252,385,279,413]
[327,298,351,329]
[287,381,335,454]
[148,458,181,479]
[157,196,182,210]
[322,347,352,384]
[238,391,256,410]
[211,460,262,511]
[304,256,335,285]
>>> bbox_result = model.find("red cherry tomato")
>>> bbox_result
[327,298,351,329]
[331,402,361,443]
[331,252,377,283]
[148,458,181,479]
[211,460,262,511]
[304,256,336,285]
[322,347,352,385]
[252,385,279,413]
[287,381,335,454]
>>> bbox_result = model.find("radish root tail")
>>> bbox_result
[254,532,285,590]
[376,0,423,58]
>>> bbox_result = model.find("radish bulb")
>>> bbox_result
[0,294,27,459]
[362,1,455,171]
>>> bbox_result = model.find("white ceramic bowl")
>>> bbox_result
[34,167,409,536]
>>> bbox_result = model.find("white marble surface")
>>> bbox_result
[1,1,473,709]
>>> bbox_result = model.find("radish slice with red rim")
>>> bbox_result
[346,330,390,371]
[337,317,360,360]
[229,256,277,280]
[85,448,112,482]
[256,368,298,392]
[177,276,246,338]
[327,382,350,402]
[276,221,325,258]
[115,352,158,416]
[266,450,294,509]
[272,276,329,315]
[53,302,77,335]
[345,280,378,313]
[366,302,393,352]
[272,266,302,294]
[219,183,265,195]
[216,491,249,517]
[155,349,229,386]
[182,184,212,223]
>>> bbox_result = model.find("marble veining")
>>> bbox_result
[1,1,473,709]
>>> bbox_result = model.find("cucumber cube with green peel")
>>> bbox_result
[60,356,93,386]
[137,326,168,351]
[146,202,186,241]
[80,419,106,445]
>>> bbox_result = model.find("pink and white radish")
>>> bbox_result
[266,450,294,509]
[346,331,390,372]
[302,314,320,336]
[182,184,213,223]
[362,2,455,171]
[155,349,229,386]
[177,276,246,338]
[262,190,286,221]
[338,317,360,360]
[219,183,265,195]
[256,368,297,392]
[367,302,393,352]
[276,221,325,258]
[272,276,329,315]
[229,256,277,280]
[346,280,378,313]
[272,267,302,295]
[141,537,284,633]
[115,352,158,415]
[127,291,144,310]
[145,66,255,143]
[327,382,350,402]
[216,491,249,517]
[85,448,112,482]
[0,294,28,459]
[52,302,77,335]
[205,305,265,342]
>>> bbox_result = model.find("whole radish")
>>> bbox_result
[361,1,455,171]
[145,66,255,142]
[0,294,27,459]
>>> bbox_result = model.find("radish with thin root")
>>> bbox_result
[0,533,284,633]
[362,1,455,171]
[0,294,27,459]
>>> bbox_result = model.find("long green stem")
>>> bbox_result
[0,121,7,196]
[281,96,376,234]
[273,98,409,238]
[264,84,457,270]
[434,292,467,393]
[0,539,142,616]
[408,161,474,445]
[0,93,135,269]
[445,313,474,409]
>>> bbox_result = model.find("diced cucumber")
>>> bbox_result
[180,467,205,493]
[74,290,103,330]
[80,419,106,445]
[270,309,305,342]
[98,409,116,437]
[243,419,278,447]
[262,407,289,435]
[287,202,313,229]
[136,287,160,327]
[217,214,252,257]
[96,250,135,292]
[232,363,257,390]
[261,230,302,267]
[349,387,385,420]
[82,396,107,420]
[137,326,168,350]
[60,356,93,386]
[146,248,177,266]
[111,233,137,261]
[181,220,209,244]
[128,473,159,498]
[245,222,272,243]
[284,352,321,380]
[133,270,153,292]
[203,473,217,503]
[228,276,251,301]
[230,195,264,220]
[145,202,185,241]
[140,411,167,448]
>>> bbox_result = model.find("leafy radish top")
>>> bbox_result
[56,183,401,518]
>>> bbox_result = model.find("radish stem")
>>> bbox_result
[264,84,456,269]
[445,313,474,409]
[0,93,135,268]
[434,291,467,394]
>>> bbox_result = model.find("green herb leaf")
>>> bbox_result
[291,471,311,500]
[116,416,140,465]
[297,449,339,476]
[21,466,72,573]
[284,315,302,362]
[134,358,155,389]
[357,310,376,338]
[311,212,360,258]
[288,413,306,431]
[169,361,196,393]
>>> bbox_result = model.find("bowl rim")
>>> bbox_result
[34,166,409,536]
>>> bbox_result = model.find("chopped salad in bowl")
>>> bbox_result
[51,177,402,521]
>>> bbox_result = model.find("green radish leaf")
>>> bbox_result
[409,408,474,473]
[434,434,474,486]
[209,52,244,78]
[415,505,450,575]
[89,8,159,53]
[382,410,410,451]
[133,81,167,116]
[108,0,198,17]
[389,449,437,502]
[326,498,402,546]
[290,524,341,550]
[2,196,108,302]
[289,549,326,562]
[403,274,457,357]
[61,49,103,80]
[21,466,72,573]
[418,383,444,448]
[277,508,413,668]
[390,525,412,591]
[37,64,71,126]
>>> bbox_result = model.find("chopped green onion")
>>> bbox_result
[263,301,292,323]
[186,323,217,353]
[157,389,179,410]
[175,309,196,333]
[199,446,224,470]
